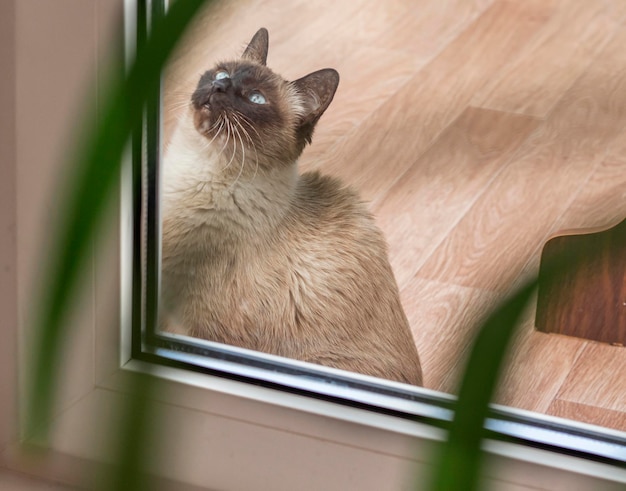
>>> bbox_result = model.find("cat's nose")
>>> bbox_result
[211,77,231,93]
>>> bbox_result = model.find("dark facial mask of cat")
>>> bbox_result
[190,28,339,170]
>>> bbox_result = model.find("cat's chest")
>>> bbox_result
[172,233,330,310]
[237,235,341,309]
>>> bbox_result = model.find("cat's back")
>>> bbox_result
[270,171,422,385]
[289,171,383,248]
[281,171,398,310]
[281,171,392,287]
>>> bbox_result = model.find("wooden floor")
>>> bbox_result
[163,0,626,432]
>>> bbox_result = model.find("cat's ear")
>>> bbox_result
[292,69,339,143]
[242,28,269,65]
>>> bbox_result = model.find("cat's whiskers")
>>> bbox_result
[205,116,225,148]
[188,116,227,198]
[228,116,248,190]
[234,110,266,152]
[165,89,197,111]
[221,115,238,173]
[231,111,260,183]
[168,88,194,97]
[167,100,194,113]
[231,112,254,146]
[190,180,207,199]
[214,113,232,161]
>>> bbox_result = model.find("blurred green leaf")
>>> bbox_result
[429,278,537,490]
[26,0,210,443]
[103,372,158,491]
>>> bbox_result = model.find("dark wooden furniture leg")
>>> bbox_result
[536,219,626,345]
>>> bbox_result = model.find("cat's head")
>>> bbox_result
[190,28,339,168]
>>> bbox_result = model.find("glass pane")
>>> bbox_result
[139,0,626,454]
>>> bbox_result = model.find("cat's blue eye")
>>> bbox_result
[248,91,266,104]
[214,70,229,80]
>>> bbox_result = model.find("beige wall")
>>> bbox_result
[15,0,103,431]
[0,1,119,488]
[1,0,120,463]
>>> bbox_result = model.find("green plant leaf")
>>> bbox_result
[429,279,537,491]
[26,0,211,443]
[103,372,158,491]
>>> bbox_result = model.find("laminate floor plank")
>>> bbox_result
[547,399,626,433]
[372,0,494,57]
[416,26,626,293]
[269,0,411,67]
[494,316,587,413]
[472,1,617,117]
[606,0,626,21]
[298,0,498,171]
[400,278,498,393]
[302,1,552,204]
[552,93,626,232]
[373,107,540,289]
[298,47,425,173]
[556,343,626,412]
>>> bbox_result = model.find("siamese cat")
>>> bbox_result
[161,28,423,385]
